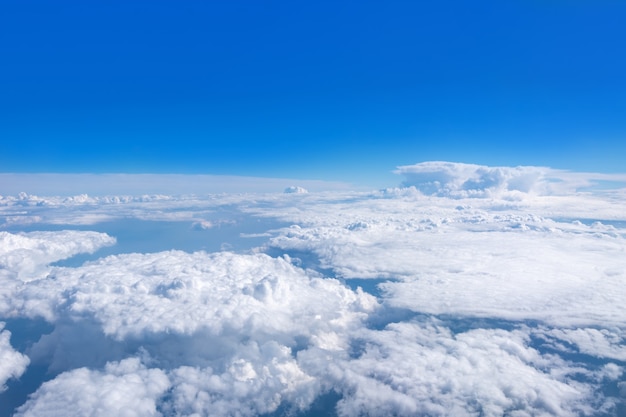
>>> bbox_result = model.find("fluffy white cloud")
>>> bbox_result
[394,161,626,198]
[300,321,612,417]
[1,163,625,416]
[20,251,376,340]
[15,358,169,417]
[395,161,549,197]
[164,341,319,417]
[0,231,115,282]
[284,186,309,194]
[10,247,376,415]
[0,231,115,318]
[0,323,29,392]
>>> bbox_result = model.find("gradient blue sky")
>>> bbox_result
[1,0,625,185]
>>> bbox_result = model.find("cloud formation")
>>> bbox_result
[0,323,29,392]
[15,358,169,417]
[395,161,626,198]
[3,234,375,416]
[266,201,625,327]
[306,321,611,417]
[0,162,625,416]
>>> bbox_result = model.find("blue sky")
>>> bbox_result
[1,0,625,185]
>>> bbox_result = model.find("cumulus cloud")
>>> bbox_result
[394,161,626,198]
[21,251,376,339]
[299,321,604,417]
[1,163,625,416]
[164,341,319,416]
[15,358,169,417]
[0,231,116,319]
[0,323,29,392]
[0,231,115,282]
[394,161,549,197]
[5,241,376,416]
[284,186,309,194]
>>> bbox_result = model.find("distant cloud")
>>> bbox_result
[395,161,626,198]
[0,174,354,197]
[284,186,309,194]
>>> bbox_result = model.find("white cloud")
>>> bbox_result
[15,358,169,417]
[260,191,626,329]
[395,161,549,197]
[0,323,29,392]
[536,327,626,362]
[0,231,115,319]
[284,186,309,194]
[0,231,116,280]
[373,225,626,327]
[20,251,376,339]
[394,161,626,198]
[165,341,319,417]
[4,242,376,416]
[1,162,625,416]
[299,321,607,417]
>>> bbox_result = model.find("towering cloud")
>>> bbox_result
[395,161,548,197]
[395,161,626,198]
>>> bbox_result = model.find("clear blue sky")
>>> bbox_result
[1,0,625,185]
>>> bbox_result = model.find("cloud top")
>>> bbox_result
[395,161,626,198]
[394,162,549,197]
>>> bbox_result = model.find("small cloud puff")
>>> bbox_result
[284,186,309,194]
[191,220,213,230]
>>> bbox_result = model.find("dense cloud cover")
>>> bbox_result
[0,162,625,416]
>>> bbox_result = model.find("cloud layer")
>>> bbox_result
[0,162,625,416]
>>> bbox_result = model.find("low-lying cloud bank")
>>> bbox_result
[0,162,625,416]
